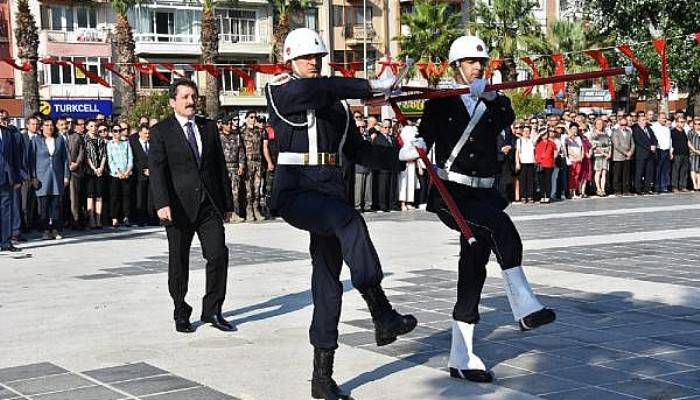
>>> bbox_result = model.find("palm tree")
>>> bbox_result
[269,0,310,62]
[397,0,462,64]
[201,0,220,118]
[469,0,546,82]
[544,19,608,110]
[111,0,138,117]
[14,0,40,117]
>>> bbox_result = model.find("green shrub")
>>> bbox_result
[124,90,172,127]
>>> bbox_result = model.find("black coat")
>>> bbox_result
[418,94,515,212]
[148,115,233,225]
[129,135,150,182]
[266,75,398,209]
[632,123,659,159]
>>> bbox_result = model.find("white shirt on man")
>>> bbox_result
[651,122,672,151]
[174,113,202,157]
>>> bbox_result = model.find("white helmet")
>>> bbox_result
[448,36,489,65]
[283,28,328,63]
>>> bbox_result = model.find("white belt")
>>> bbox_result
[436,168,494,188]
[277,152,339,166]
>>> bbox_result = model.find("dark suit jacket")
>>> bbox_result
[632,123,658,159]
[63,132,85,177]
[130,135,150,182]
[0,126,20,186]
[148,114,233,225]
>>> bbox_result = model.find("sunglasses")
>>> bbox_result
[112,128,121,132]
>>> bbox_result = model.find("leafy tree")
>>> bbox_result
[125,91,172,128]
[588,0,700,114]
[396,0,463,64]
[469,0,547,82]
[509,89,545,119]
[110,0,138,117]
[14,0,40,116]
[269,0,312,62]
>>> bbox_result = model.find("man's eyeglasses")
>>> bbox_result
[112,128,121,132]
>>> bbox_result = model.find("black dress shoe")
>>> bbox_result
[201,314,236,332]
[449,367,494,383]
[1,245,21,252]
[175,319,194,333]
[519,308,556,331]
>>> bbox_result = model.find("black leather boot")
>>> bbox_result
[361,286,418,346]
[311,348,350,400]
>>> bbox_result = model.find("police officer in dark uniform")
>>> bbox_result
[404,36,556,383]
[266,28,417,400]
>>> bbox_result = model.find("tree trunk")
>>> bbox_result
[201,9,220,119]
[566,83,578,112]
[273,13,290,63]
[115,14,136,119]
[15,0,40,116]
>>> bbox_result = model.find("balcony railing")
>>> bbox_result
[45,28,109,43]
[219,33,259,44]
[345,24,376,41]
[134,32,199,44]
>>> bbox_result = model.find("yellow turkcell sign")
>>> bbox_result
[39,101,51,116]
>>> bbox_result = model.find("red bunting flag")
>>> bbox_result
[520,56,540,96]
[248,63,290,75]
[328,61,363,78]
[551,53,566,98]
[377,57,400,77]
[192,63,221,78]
[1,59,32,72]
[616,44,649,86]
[71,61,111,88]
[695,32,700,44]
[584,50,616,100]
[226,66,255,93]
[40,57,71,67]
[103,62,134,86]
[160,63,185,78]
[652,38,671,97]
[484,59,503,80]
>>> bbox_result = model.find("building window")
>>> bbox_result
[218,9,257,43]
[155,12,174,41]
[219,67,256,93]
[130,6,200,43]
[45,6,98,31]
[46,56,111,86]
[305,8,318,31]
[353,6,373,26]
[76,7,98,29]
[332,6,345,27]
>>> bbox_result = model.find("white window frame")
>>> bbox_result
[46,56,111,86]
[218,9,258,43]
[47,5,98,32]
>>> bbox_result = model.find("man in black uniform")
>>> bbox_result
[266,28,417,400]
[404,35,555,383]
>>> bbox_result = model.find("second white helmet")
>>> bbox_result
[283,28,328,63]
[448,36,490,65]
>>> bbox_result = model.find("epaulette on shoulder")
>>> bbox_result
[269,73,292,86]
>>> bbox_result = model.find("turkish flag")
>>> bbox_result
[584,50,616,100]
[652,38,671,97]
[551,54,566,98]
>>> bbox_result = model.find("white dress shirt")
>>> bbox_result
[453,83,478,116]
[651,122,672,151]
[174,113,202,157]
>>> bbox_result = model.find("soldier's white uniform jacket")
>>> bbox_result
[418,92,515,212]
[265,73,398,210]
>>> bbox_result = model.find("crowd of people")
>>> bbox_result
[0,109,277,252]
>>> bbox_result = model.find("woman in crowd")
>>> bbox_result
[29,118,69,240]
[688,119,700,191]
[516,125,537,203]
[579,128,593,197]
[591,118,612,196]
[398,123,419,210]
[106,124,133,227]
[535,127,558,203]
[566,123,584,198]
[85,120,107,229]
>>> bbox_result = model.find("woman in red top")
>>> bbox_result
[535,128,558,203]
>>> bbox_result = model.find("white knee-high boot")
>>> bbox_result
[502,266,545,321]
[448,321,486,371]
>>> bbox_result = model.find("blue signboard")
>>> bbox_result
[43,99,113,118]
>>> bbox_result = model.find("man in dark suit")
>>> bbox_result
[149,79,235,333]
[0,121,21,252]
[57,116,85,229]
[130,124,154,226]
[632,111,658,194]
[371,120,397,212]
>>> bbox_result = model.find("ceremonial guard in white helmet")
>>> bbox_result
[401,36,556,382]
[266,28,417,400]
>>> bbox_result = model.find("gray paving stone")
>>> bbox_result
[599,356,693,377]
[141,386,238,400]
[509,335,584,352]
[370,339,437,357]
[0,387,20,400]
[0,363,68,383]
[555,328,631,344]
[651,332,700,348]
[652,350,700,367]
[496,373,585,396]
[6,373,94,396]
[658,369,700,389]
[112,375,199,396]
[82,362,169,383]
[401,350,449,370]
[549,345,636,364]
[338,331,377,347]
[502,352,583,373]
[601,378,700,400]
[31,385,125,400]
[540,387,638,400]
[545,365,641,386]
[601,338,688,356]
[490,364,533,379]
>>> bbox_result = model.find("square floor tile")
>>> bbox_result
[653,350,700,367]
[540,387,638,400]
[658,369,700,389]
[0,388,20,400]
[545,365,640,386]
[497,373,584,395]
[112,375,199,396]
[599,357,692,377]
[6,373,94,396]
[502,353,583,373]
[0,363,68,383]
[141,386,238,400]
[31,385,124,400]
[602,338,687,355]
[651,332,700,348]
[82,363,169,384]
[601,378,700,399]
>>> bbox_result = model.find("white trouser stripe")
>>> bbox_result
[307,110,318,165]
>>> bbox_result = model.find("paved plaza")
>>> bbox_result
[2,193,700,399]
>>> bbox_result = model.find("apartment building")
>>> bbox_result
[0,0,20,117]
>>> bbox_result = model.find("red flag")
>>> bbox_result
[103,62,134,86]
[484,59,503,79]
[1,59,32,71]
[40,57,71,67]
[377,57,400,77]
[520,56,540,96]
[160,63,185,78]
[72,61,111,88]
[694,32,700,44]
[248,63,290,75]
[551,54,566,98]
[226,66,255,93]
[584,50,616,100]
[328,61,363,78]
[192,63,221,78]
[617,44,649,86]
[653,38,671,97]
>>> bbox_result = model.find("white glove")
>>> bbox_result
[469,78,497,101]
[369,75,395,97]
[412,138,427,151]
